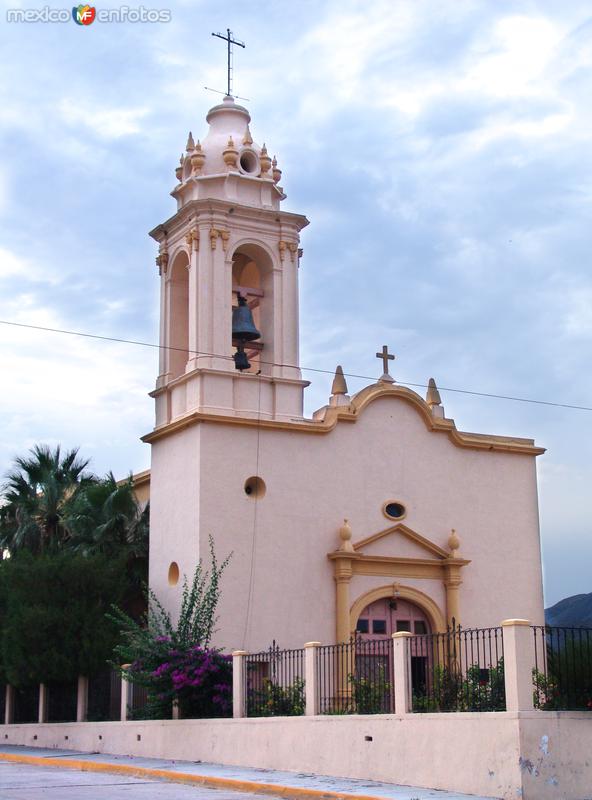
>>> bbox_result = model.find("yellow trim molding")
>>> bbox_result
[143,380,545,456]
[329,521,470,641]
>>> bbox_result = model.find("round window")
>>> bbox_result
[239,149,259,175]
[383,501,406,520]
[244,476,266,499]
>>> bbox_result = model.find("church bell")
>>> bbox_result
[232,294,261,371]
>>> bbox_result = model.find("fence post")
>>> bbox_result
[172,699,180,720]
[304,642,321,716]
[38,683,48,723]
[232,650,248,719]
[120,666,132,722]
[76,676,88,722]
[5,685,14,725]
[502,619,534,712]
[392,632,412,714]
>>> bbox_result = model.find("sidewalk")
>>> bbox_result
[0,745,497,800]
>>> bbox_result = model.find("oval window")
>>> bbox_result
[384,502,406,520]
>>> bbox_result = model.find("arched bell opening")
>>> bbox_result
[231,243,273,375]
[167,251,189,380]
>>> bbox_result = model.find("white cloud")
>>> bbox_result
[464,15,565,99]
[563,287,592,339]
[58,99,150,139]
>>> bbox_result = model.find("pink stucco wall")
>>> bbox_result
[148,390,544,652]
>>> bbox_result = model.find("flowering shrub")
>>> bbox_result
[110,536,232,719]
[129,641,232,719]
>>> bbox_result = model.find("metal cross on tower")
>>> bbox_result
[376,345,395,383]
[211,28,246,98]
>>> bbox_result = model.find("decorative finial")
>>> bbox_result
[339,519,354,552]
[330,366,350,407]
[448,529,461,556]
[175,153,184,182]
[223,136,238,169]
[272,155,282,184]
[426,377,445,418]
[191,140,205,175]
[259,143,271,177]
[426,378,441,406]
[186,131,195,151]
[331,365,348,395]
[243,126,253,146]
[376,345,395,383]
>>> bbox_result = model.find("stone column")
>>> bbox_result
[502,619,534,712]
[156,272,169,388]
[444,564,462,628]
[210,227,232,371]
[334,559,352,644]
[120,668,132,722]
[76,676,88,723]
[304,642,321,716]
[232,650,248,719]
[186,230,200,372]
[392,632,413,714]
[5,685,14,725]
[38,683,48,724]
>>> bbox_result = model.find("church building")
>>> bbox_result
[142,95,546,653]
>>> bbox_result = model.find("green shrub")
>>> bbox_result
[247,677,305,717]
[0,551,127,686]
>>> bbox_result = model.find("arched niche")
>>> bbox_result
[231,242,274,375]
[167,250,189,379]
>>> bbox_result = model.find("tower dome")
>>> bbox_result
[173,96,283,210]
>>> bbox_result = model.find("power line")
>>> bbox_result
[0,318,591,413]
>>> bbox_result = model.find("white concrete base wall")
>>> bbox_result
[2,712,590,800]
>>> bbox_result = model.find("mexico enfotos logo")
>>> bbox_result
[6,5,172,23]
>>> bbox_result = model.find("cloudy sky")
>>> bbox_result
[0,0,590,605]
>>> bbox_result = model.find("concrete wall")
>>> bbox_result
[2,711,590,800]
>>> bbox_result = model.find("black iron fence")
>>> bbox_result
[88,669,121,721]
[317,638,393,714]
[411,625,505,712]
[245,642,305,717]
[0,685,5,723]
[128,681,150,718]
[532,626,592,711]
[47,681,77,723]
[13,685,39,723]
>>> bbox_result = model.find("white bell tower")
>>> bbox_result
[149,96,309,424]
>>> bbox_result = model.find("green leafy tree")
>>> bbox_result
[66,473,149,616]
[0,551,127,686]
[0,444,92,554]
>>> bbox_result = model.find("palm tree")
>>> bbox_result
[0,444,92,554]
[66,473,149,562]
[66,473,149,618]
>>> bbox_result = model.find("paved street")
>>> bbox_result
[0,761,271,800]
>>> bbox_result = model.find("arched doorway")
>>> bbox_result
[355,597,432,638]
[355,597,432,703]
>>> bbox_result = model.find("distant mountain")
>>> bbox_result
[545,593,592,627]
